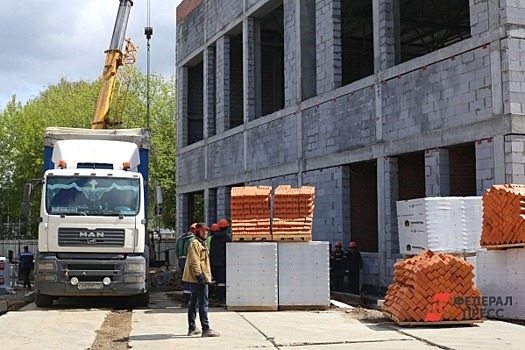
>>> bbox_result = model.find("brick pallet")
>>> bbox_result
[382,250,483,325]
[481,184,525,246]
[230,185,315,242]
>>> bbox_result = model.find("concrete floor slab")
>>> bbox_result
[396,320,524,350]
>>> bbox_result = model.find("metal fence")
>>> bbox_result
[0,240,38,261]
[0,239,178,263]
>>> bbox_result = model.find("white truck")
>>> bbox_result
[26,127,151,307]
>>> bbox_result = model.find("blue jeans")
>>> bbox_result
[188,284,209,331]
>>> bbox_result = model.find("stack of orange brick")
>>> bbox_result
[481,184,525,246]
[230,186,272,236]
[382,251,482,323]
[272,185,315,236]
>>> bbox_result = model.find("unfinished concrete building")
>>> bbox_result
[175,0,525,293]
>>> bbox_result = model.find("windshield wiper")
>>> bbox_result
[58,212,87,217]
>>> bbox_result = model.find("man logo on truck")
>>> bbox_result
[80,231,105,238]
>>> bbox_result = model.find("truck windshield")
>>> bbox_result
[45,176,140,216]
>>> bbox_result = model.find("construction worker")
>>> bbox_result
[206,223,220,299]
[208,218,231,304]
[18,245,34,289]
[182,223,220,337]
[176,223,197,306]
[346,241,363,295]
[330,241,346,292]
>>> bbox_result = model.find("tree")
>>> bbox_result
[0,72,176,237]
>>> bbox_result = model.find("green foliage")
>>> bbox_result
[0,73,176,237]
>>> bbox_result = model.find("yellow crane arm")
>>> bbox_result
[91,50,122,129]
[91,0,134,130]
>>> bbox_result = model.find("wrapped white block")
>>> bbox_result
[226,242,278,310]
[397,197,482,255]
[278,241,330,307]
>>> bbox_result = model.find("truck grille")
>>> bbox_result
[58,228,125,247]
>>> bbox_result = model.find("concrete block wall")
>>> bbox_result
[302,166,349,245]
[207,133,244,179]
[176,147,206,187]
[175,0,525,291]
[505,134,525,184]
[302,89,376,159]
[216,35,231,133]
[205,0,243,41]
[469,0,490,36]
[361,253,380,292]
[315,0,342,94]
[425,148,450,197]
[283,0,298,107]
[176,2,205,62]
[382,46,492,141]
[476,138,497,195]
[246,114,297,172]
[501,37,525,115]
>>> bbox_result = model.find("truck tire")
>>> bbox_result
[132,289,150,307]
[34,293,53,307]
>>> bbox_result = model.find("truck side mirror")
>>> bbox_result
[21,183,33,213]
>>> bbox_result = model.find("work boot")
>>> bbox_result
[201,328,220,337]
[187,328,202,336]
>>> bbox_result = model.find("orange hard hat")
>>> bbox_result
[218,218,229,228]
[349,241,357,248]
[335,241,342,247]
[211,223,220,231]
[194,223,209,233]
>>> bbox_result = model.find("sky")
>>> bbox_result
[0,0,183,110]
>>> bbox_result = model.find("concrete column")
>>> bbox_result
[204,46,216,138]
[373,0,398,72]
[216,35,231,133]
[176,194,189,237]
[470,0,490,36]
[315,0,342,95]
[177,66,189,148]
[475,138,496,195]
[283,0,298,106]
[425,148,450,196]
[380,156,399,286]
[504,134,525,184]
[204,188,217,225]
[217,186,231,220]
[243,17,260,122]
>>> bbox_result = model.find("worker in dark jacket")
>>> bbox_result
[209,218,231,304]
[19,246,34,289]
[176,223,197,306]
[330,241,347,292]
[346,241,363,294]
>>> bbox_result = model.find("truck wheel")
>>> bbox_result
[35,293,53,307]
[134,289,150,307]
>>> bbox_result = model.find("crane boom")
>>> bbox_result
[92,0,135,129]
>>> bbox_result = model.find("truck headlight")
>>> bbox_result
[37,261,56,271]
[125,262,145,273]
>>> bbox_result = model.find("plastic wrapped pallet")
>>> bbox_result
[278,241,330,309]
[477,248,525,320]
[397,197,482,255]
[226,242,278,311]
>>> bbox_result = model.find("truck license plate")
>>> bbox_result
[77,283,104,290]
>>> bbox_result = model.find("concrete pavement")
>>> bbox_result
[0,292,523,349]
[129,292,524,350]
